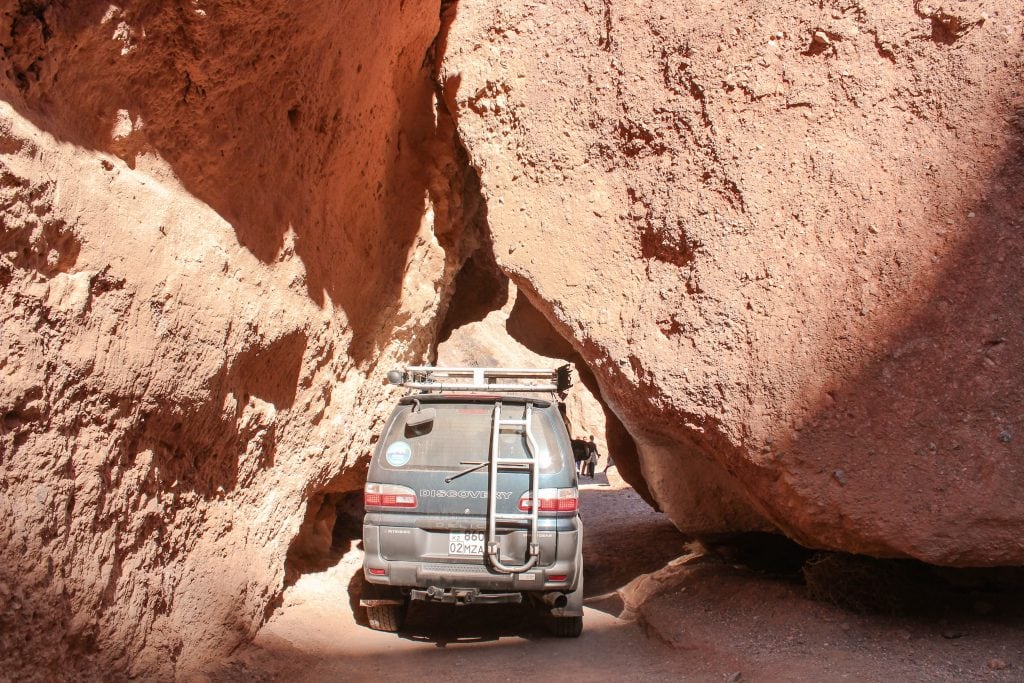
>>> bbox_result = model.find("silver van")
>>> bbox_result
[361,366,583,637]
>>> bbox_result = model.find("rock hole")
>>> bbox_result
[437,243,509,345]
[3,409,22,430]
[436,244,656,507]
[284,488,365,587]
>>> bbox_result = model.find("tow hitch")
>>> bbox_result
[410,586,523,605]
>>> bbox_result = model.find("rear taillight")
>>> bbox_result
[518,488,578,513]
[364,483,418,509]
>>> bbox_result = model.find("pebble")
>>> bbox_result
[998,430,1012,443]
[833,469,847,485]
[987,658,1008,671]
[725,673,743,683]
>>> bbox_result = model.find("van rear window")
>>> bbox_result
[378,403,564,474]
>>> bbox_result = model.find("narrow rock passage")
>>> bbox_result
[211,470,1024,682]
[210,471,694,681]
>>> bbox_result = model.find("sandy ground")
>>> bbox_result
[209,471,1022,681]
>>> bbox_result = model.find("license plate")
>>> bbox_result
[448,531,485,556]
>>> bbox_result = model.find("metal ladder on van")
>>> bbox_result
[485,399,541,574]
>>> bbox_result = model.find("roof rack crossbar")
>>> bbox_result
[401,381,558,392]
[387,365,571,394]
[405,366,555,378]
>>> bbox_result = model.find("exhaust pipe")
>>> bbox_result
[541,592,568,609]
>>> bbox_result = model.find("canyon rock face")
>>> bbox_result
[442,1,1024,563]
[0,0,471,678]
[1,0,1023,678]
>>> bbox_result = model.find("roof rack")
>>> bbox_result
[387,365,572,394]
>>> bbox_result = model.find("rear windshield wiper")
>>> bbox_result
[444,459,530,483]
[444,461,487,484]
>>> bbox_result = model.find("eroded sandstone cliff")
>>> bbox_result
[0,0,473,678]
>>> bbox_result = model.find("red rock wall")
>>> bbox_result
[0,0,462,677]
[2,0,1023,677]
[441,0,1024,564]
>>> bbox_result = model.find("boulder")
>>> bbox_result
[440,0,1024,564]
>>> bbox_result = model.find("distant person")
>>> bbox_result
[603,450,615,474]
[571,438,587,476]
[585,436,598,478]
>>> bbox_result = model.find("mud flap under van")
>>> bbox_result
[547,526,584,618]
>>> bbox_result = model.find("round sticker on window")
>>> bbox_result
[386,441,412,467]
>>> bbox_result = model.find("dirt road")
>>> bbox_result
[211,471,697,681]
[210,472,1022,681]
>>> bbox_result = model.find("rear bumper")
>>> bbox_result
[364,558,578,592]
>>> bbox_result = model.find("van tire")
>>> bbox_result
[550,615,583,638]
[366,603,406,632]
